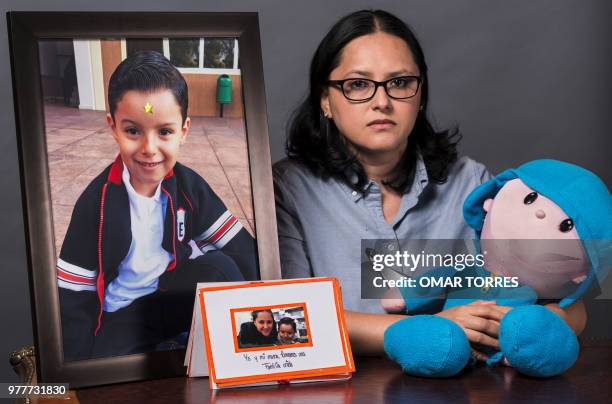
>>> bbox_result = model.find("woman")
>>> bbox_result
[237,310,278,347]
[274,9,585,358]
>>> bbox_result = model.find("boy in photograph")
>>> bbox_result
[277,317,298,345]
[57,51,258,361]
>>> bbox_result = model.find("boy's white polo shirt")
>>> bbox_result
[103,165,172,312]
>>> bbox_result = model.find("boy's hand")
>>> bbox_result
[435,300,512,360]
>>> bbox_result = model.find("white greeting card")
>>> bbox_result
[185,278,355,389]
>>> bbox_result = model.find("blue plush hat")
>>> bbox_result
[463,160,612,308]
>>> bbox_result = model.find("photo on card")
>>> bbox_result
[231,303,312,351]
[8,11,280,388]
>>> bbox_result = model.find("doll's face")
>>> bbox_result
[480,179,589,297]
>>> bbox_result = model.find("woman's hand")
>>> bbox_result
[435,300,511,360]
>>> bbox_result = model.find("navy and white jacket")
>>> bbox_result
[57,156,258,360]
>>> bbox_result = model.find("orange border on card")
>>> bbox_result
[334,279,355,372]
[199,290,217,384]
[230,302,314,352]
[214,367,352,388]
[198,277,355,389]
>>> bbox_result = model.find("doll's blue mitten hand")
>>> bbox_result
[384,315,471,377]
[499,305,579,377]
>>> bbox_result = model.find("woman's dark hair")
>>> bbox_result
[251,309,274,322]
[286,9,460,192]
[108,50,188,124]
[278,317,297,332]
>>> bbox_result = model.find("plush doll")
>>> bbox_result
[383,160,612,377]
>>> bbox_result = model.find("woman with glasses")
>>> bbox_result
[274,10,512,363]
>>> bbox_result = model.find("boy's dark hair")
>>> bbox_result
[286,9,460,193]
[108,51,188,123]
[278,317,297,332]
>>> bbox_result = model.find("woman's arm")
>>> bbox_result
[545,300,587,335]
[348,301,586,358]
[346,310,406,356]
[347,300,511,356]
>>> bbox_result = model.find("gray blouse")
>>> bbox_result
[273,156,491,313]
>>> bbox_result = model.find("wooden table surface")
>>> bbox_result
[74,342,612,404]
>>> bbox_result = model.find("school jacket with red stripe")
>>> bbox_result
[57,156,258,361]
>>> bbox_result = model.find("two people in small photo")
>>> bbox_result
[237,309,305,348]
[57,50,258,361]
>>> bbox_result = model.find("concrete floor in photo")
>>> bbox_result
[44,104,255,255]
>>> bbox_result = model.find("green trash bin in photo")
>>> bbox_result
[216,74,232,117]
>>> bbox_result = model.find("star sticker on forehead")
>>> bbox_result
[144,102,153,114]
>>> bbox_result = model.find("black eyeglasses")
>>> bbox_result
[327,76,422,101]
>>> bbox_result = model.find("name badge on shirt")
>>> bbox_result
[177,208,186,242]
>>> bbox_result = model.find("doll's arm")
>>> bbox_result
[544,300,587,335]
[350,309,473,377]
[498,304,580,377]
[382,301,509,377]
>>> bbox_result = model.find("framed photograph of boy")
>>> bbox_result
[8,11,280,388]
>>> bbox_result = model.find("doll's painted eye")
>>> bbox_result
[559,219,574,233]
[523,192,538,205]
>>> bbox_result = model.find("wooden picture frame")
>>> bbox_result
[8,11,280,388]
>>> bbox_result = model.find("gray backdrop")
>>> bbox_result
[1,1,610,382]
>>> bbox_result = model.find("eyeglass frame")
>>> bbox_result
[326,75,423,102]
